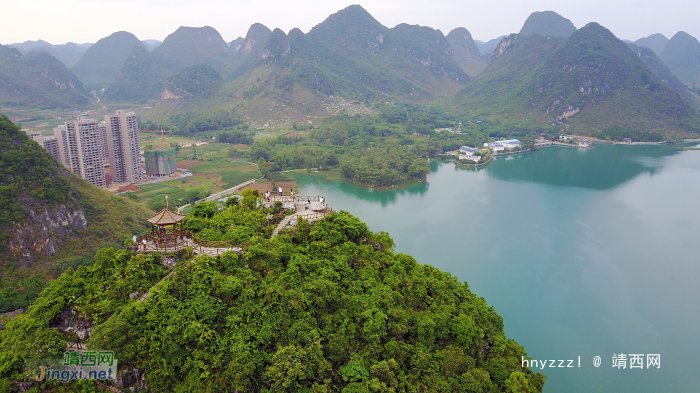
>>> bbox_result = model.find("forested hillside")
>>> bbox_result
[446,27,488,77]
[0,115,152,313]
[70,31,146,88]
[454,23,700,137]
[0,201,546,392]
[0,45,92,107]
[168,5,470,126]
[102,45,169,102]
[519,11,576,38]
[660,31,700,88]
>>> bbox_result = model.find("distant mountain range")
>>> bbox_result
[660,32,700,88]
[222,23,272,81]
[70,31,147,88]
[446,28,487,77]
[634,33,669,55]
[1,7,699,135]
[9,40,91,68]
[453,22,700,136]
[519,11,576,38]
[474,37,506,59]
[0,45,92,106]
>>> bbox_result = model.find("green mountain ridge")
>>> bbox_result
[222,23,273,81]
[660,31,700,88]
[10,40,91,68]
[0,115,152,312]
[150,26,232,72]
[102,45,170,103]
[228,36,244,52]
[446,27,487,77]
[104,26,232,103]
[70,31,146,88]
[634,33,669,56]
[0,45,92,107]
[519,11,577,38]
[454,23,700,137]
[474,36,507,59]
[162,64,224,99]
[159,5,470,125]
[626,42,698,105]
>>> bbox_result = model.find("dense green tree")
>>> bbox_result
[0,201,545,392]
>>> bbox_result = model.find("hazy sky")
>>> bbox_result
[3,0,699,45]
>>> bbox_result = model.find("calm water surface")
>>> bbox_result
[293,144,700,393]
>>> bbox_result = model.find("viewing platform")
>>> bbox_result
[263,195,334,237]
[262,195,330,212]
[134,196,335,254]
[134,208,240,257]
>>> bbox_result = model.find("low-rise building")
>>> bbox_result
[485,139,521,151]
[459,154,481,163]
[459,146,479,156]
[578,139,591,148]
[498,139,521,149]
[490,143,505,152]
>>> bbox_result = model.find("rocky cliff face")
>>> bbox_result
[492,34,519,60]
[8,190,87,267]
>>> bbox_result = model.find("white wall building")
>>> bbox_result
[486,139,520,151]
[105,110,143,183]
[459,146,479,156]
[53,117,106,188]
[459,154,481,163]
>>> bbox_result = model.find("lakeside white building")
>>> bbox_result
[459,146,479,155]
[578,139,591,148]
[458,146,481,162]
[485,139,521,151]
[459,154,481,163]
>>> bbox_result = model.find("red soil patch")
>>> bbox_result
[117,184,141,193]
[242,180,295,194]
[194,173,219,179]
[178,160,203,169]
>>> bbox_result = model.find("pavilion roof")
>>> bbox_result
[144,208,187,225]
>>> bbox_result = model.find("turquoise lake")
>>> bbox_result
[293,144,700,393]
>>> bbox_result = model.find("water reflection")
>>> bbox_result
[291,145,700,392]
[486,144,680,190]
[291,173,429,206]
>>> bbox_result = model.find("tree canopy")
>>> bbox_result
[0,197,545,392]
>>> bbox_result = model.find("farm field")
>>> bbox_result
[128,142,261,210]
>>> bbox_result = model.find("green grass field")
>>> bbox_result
[130,141,260,209]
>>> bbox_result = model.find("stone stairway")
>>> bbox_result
[271,203,304,238]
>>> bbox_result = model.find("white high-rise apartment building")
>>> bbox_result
[23,129,60,162]
[98,121,109,162]
[53,117,106,188]
[105,110,143,183]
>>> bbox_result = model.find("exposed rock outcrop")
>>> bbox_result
[8,197,86,267]
[52,308,93,340]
